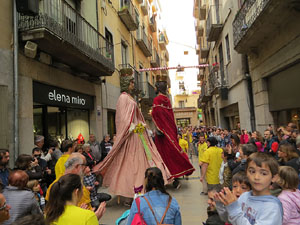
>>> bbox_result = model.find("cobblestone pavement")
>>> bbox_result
[99,156,208,225]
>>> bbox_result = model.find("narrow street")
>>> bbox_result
[99,157,208,225]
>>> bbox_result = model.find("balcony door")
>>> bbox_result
[218,44,225,85]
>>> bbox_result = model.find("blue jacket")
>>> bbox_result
[126,190,182,225]
[226,191,283,225]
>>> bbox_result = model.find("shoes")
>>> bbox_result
[123,201,131,207]
[176,183,181,189]
[97,193,112,203]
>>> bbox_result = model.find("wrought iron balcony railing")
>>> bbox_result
[136,26,152,57]
[208,65,228,95]
[150,49,160,67]
[233,0,270,49]
[140,82,156,100]
[18,0,114,76]
[159,32,167,50]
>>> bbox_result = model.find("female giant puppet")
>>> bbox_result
[93,72,170,200]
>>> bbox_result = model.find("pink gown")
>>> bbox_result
[93,92,171,198]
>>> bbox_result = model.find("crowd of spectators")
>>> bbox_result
[183,122,300,225]
[0,134,113,224]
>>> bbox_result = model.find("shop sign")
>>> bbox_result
[33,82,94,110]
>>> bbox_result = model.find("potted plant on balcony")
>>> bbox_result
[120,67,133,76]
[212,62,219,72]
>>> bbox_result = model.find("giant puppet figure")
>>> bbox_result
[93,71,170,200]
[152,75,195,183]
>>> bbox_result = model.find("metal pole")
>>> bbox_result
[13,0,19,161]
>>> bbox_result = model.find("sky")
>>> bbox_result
[160,0,199,97]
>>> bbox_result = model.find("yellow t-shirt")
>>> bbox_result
[46,177,92,210]
[55,154,70,180]
[50,205,98,225]
[200,146,223,184]
[198,142,208,163]
[179,138,189,153]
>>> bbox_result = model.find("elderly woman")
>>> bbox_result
[82,143,96,169]
[2,170,42,225]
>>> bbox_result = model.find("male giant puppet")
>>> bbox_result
[152,75,195,187]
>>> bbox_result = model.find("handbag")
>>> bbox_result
[131,197,147,225]
[144,196,173,225]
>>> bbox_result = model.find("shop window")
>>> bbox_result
[33,105,89,145]
[176,118,191,128]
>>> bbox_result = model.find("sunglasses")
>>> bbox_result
[0,202,7,211]
[34,154,42,158]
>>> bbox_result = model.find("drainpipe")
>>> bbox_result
[13,0,19,162]
[243,54,256,131]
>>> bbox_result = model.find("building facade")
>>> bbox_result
[173,71,201,127]
[195,0,254,131]
[0,0,169,162]
[232,0,300,132]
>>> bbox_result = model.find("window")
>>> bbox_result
[121,41,128,65]
[146,72,149,83]
[179,101,185,108]
[105,28,113,60]
[225,35,231,63]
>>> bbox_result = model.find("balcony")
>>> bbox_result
[200,38,209,59]
[119,64,142,96]
[195,20,204,36]
[118,0,139,31]
[208,66,228,99]
[196,45,200,55]
[161,62,168,75]
[206,5,223,42]
[159,32,168,50]
[164,50,169,61]
[140,81,156,120]
[141,0,150,16]
[151,49,160,67]
[149,15,157,32]
[199,82,212,104]
[136,26,152,57]
[193,3,207,20]
[232,0,294,54]
[18,0,114,77]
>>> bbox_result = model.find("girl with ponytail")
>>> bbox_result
[126,167,182,225]
[45,174,99,225]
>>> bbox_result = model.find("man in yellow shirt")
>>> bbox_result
[46,153,93,210]
[200,137,223,190]
[198,134,208,194]
[178,133,188,153]
[55,140,75,179]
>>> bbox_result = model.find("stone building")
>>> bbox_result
[232,0,300,131]
[195,0,253,131]
[0,0,169,163]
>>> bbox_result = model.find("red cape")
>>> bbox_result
[152,94,195,178]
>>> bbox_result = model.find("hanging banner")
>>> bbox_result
[139,64,209,72]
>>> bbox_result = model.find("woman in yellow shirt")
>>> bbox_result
[45,174,105,225]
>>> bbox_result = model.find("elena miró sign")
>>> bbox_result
[33,81,94,110]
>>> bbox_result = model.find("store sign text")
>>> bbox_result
[48,90,86,106]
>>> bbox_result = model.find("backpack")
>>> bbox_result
[144,196,173,225]
[131,197,147,225]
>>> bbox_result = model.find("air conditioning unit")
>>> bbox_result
[16,0,39,16]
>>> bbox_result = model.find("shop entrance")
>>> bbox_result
[33,104,90,146]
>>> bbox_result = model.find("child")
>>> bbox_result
[216,171,251,224]
[231,144,257,176]
[198,134,208,194]
[277,166,300,225]
[215,152,283,225]
[26,179,45,211]
[204,186,225,225]
[219,148,232,188]
[83,166,111,208]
